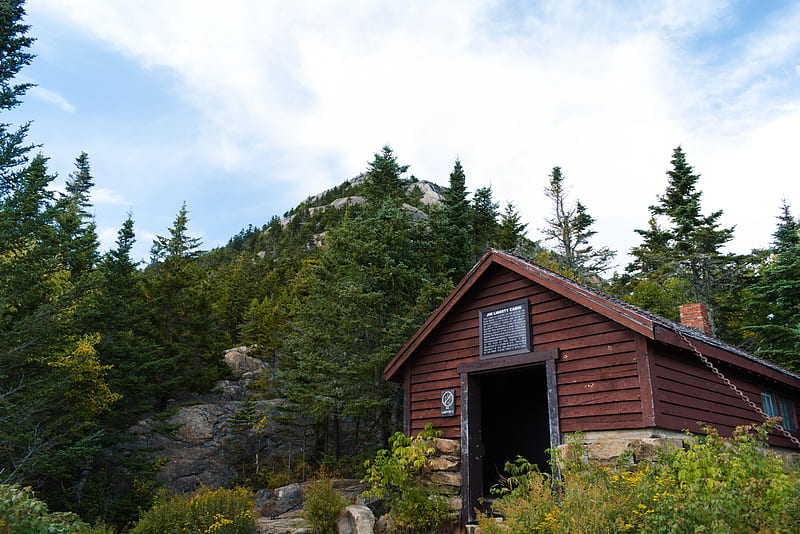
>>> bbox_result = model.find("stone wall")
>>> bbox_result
[426,438,463,516]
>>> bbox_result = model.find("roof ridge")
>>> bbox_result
[497,249,800,382]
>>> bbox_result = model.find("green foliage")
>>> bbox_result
[744,200,800,370]
[496,202,528,252]
[128,486,253,534]
[0,484,111,533]
[469,185,499,260]
[477,423,800,534]
[541,166,614,278]
[280,151,453,456]
[302,477,349,534]
[624,147,736,332]
[363,145,411,205]
[362,425,452,533]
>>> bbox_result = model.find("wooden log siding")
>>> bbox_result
[408,264,645,437]
[650,341,799,448]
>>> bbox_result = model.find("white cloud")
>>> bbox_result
[26,0,800,269]
[28,85,76,112]
[91,187,128,205]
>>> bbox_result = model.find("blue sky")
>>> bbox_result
[9,0,800,268]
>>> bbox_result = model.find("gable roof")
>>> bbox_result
[384,249,800,390]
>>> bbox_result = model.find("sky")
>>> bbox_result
[8,0,800,269]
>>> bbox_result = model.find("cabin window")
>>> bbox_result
[761,392,797,431]
[779,398,796,431]
[761,392,779,419]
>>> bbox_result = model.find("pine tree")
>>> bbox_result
[496,201,528,251]
[362,145,410,205]
[429,159,473,280]
[145,203,221,402]
[280,161,452,456]
[744,200,800,370]
[0,0,34,195]
[541,166,614,278]
[469,185,499,260]
[96,215,163,420]
[625,147,736,324]
[55,152,99,275]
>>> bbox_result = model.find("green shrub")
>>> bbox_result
[362,424,453,533]
[302,477,349,534]
[477,422,800,534]
[642,422,800,533]
[128,486,253,534]
[0,484,112,533]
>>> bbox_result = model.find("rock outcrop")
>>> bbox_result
[131,347,303,493]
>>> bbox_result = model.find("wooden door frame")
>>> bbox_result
[457,349,560,523]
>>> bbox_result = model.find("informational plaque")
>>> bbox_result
[440,389,456,417]
[479,298,531,359]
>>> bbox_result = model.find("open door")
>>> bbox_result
[460,352,559,523]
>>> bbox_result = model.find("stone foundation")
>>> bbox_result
[562,428,688,465]
[426,438,463,519]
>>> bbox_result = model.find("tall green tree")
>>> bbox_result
[96,215,162,419]
[280,150,451,457]
[496,201,528,251]
[541,166,614,278]
[1,155,118,489]
[145,203,222,402]
[429,158,473,280]
[624,147,735,324]
[744,200,800,370]
[469,185,499,260]
[363,145,410,205]
[0,0,34,194]
[55,152,99,276]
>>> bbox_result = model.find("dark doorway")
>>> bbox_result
[479,366,550,494]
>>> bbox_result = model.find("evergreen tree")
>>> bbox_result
[280,153,452,457]
[0,0,34,195]
[496,201,528,251]
[96,215,162,419]
[744,200,800,370]
[55,152,99,275]
[541,166,614,278]
[1,155,118,489]
[362,145,409,205]
[429,158,473,280]
[469,185,499,260]
[624,147,735,325]
[146,203,221,402]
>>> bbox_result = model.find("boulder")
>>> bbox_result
[337,505,375,534]
[223,346,267,378]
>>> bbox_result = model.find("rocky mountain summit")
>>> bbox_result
[281,175,445,227]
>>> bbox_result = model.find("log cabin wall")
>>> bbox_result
[407,263,647,438]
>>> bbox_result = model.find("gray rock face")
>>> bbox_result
[131,348,304,493]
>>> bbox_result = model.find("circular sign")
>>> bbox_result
[441,390,455,410]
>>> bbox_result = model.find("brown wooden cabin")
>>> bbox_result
[383,249,800,523]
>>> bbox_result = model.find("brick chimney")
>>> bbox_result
[679,303,711,332]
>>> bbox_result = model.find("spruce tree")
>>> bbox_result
[469,185,499,260]
[146,203,220,402]
[55,152,99,275]
[363,145,409,205]
[0,0,34,194]
[496,201,528,251]
[430,158,473,280]
[625,146,736,325]
[97,215,162,420]
[744,200,800,370]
